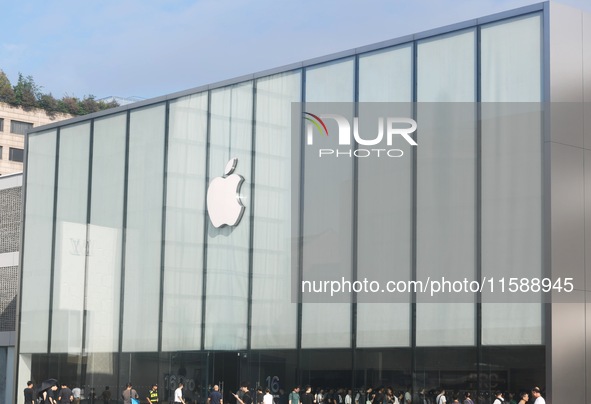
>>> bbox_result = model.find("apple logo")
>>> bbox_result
[207,157,246,228]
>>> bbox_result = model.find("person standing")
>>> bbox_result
[317,389,325,404]
[531,387,545,404]
[492,391,504,404]
[345,390,352,404]
[263,388,274,404]
[517,392,529,404]
[147,384,158,404]
[233,383,253,404]
[101,386,111,404]
[58,383,74,403]
[175,382,186,404]
[435,389,446,404]
[506,393,516,404]
[302,386,314,404]
[403,389,411,404]
[209,385,223,404]
[101,386,112,404]
[72,386,82,404]
[257,387,265,404]
[122,383,139,404]
[46,384,59,404]
[289,386,301,404]
[277,389,288,404]
[24,381,35,404]
[462,392,474,404]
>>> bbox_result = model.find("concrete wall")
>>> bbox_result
[547,3,591,404]
[0,174,20,404]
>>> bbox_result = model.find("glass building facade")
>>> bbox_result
[15,2,591,404]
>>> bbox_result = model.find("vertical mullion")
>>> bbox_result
[247,81,257,352]
[47,127,61,354]
[296,67,306,384]
[351,54,360,389]
[411,39,418,393]
[117,110,132,391]
[201,91,213,351]
[476,24,483,400]
[81,120,95,360]
[157,101,171,375]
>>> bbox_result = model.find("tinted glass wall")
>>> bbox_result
[17,11,545,404]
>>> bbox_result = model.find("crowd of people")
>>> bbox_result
[23,380,81,404]
[226,383,546,404]
[24,380,546,404]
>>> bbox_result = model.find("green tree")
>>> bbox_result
[98,99,119,111]
[38,93,59,118]
[0,70,15,104]
[58,96,80,115]
[79,95,101,115]
[1,67,119,115]
[13,73,41,110]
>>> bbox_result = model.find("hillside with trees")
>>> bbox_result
[0,70,119,117]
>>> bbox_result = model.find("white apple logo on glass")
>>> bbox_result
[207,157,245,228]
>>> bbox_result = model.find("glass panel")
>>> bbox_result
[417,30,475,102]
[163,351,210,404]
[122,104,166,352]
[204,82,253,350]
[20,130,57,353]
[162,93,209,351]
[357,45,413,348]
[481,14,543,345]
[416,29,476,346]
[251,72,301,349]
[481,14,542,102]
[480,346,545,399]
[356,349,412,390]
[247,351,298,395]
[84,353,118,399]
[51,122,90,353]
[415,347,477,399]
[300,349,352,387]
[301,59,354,348]
[86,112,127,353]
[118,352,159,400]
[358,44,413,102]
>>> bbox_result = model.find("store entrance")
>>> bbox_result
[208,352,243,403]
[164,351,242,404]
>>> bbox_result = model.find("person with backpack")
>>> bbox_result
[492,391,504,404]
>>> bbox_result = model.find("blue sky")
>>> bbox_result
[1,0,590,100]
